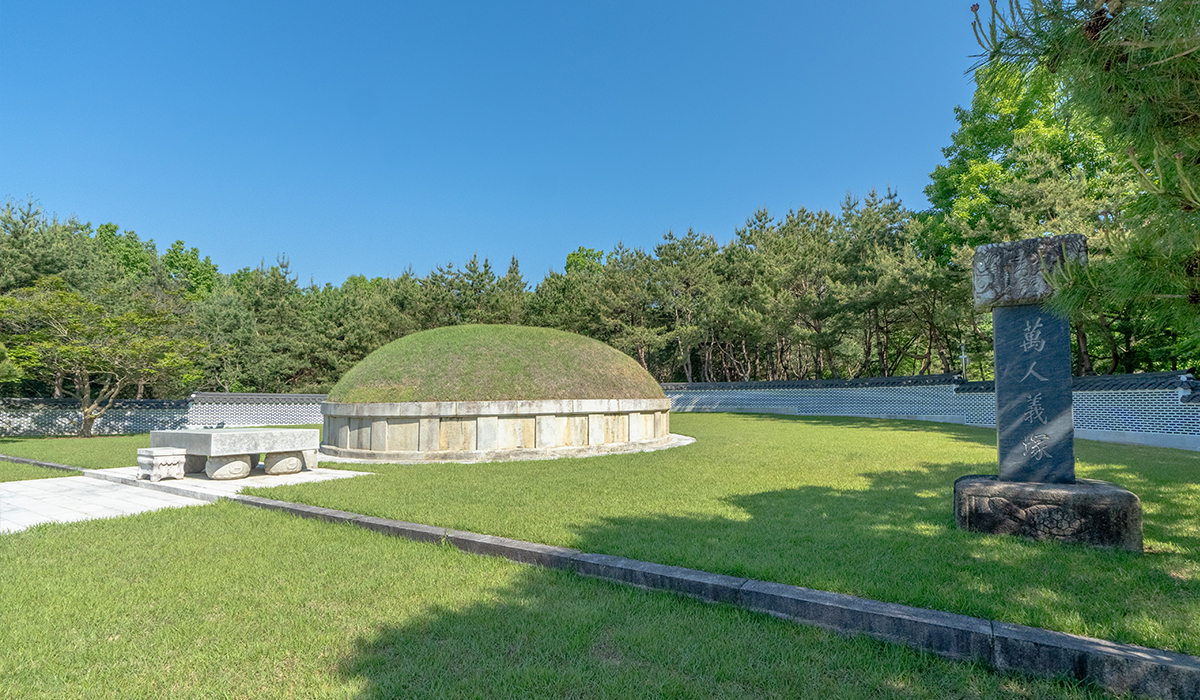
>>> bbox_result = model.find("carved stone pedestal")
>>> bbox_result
[136,447,186,482]
[264,451,303,475]
[204,454,252,480]
[954,475,1142,552]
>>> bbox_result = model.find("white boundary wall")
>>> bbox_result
[665,378,1200,452]
[0,393,324,437]
[4,379,1198,452]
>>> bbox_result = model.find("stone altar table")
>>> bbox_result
[150,428,320,480]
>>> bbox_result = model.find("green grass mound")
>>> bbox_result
[328,325,666,403]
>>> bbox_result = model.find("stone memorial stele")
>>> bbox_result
[953,235,1143,551]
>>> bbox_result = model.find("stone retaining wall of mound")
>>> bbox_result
[320,398,672,462]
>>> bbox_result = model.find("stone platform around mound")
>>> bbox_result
[320,398,678,462]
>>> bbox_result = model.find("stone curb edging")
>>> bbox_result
[227,494,1200,700]
[76,467,224,503]
[0,453,222,504]
[0,454,81,472]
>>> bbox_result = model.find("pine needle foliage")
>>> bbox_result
[970,0,1200,350]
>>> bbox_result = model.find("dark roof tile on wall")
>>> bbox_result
[0,398,190,410]
[661,373,962,392]
[953,370,1197,394]
[663,370,1198,400]
[190,392,328,404]
[1072,370,1196,391]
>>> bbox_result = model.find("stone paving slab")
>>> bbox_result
[84,465,371,501]
[0,463,371,534]
[0,477,205,533]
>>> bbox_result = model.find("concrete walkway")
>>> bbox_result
[1,476,204,533]
[0,463,370,534]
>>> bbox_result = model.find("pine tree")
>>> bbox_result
[972,0,1200,356]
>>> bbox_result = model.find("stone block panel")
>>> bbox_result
[349,419,370,450]
[588,413,628,445]
[370,419,388,451]
[439,417,476,451]
[497,416,532,449]
[387,418,419,452]
[476,415,499,450]
[418,418,439,451]
[322,402,675,460]
[536,415,567,448]
[566,415,588,447]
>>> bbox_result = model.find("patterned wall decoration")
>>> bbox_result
[0,399,189,437]
[0,394,324,437]
[665,370,1199,450]
[1,372,1195,448]
[186,393,325,428]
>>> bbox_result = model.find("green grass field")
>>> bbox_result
[0,460,80,482]
[4,412,1198,664]
[0,433,152,471]
[243,413,1200,657]
[0,501,1105,699]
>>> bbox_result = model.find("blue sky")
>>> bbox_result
[2,1,980,286]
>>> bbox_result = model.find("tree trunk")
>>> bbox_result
[877,317,891,377]
[824,347,839,379]
[136,380,145,400]
[52,372,64,398]
[76,371,90,404]
[677,337,693,383]
[861,318,873,378]
[918,331,933,375]
[934,329,953,374]
[1075,325,1094,375]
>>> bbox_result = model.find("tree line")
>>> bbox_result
[3,2,1196,435]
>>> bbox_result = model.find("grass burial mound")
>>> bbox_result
[320,325,681,461]
[328,324,665,403]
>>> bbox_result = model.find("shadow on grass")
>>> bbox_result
[337,551,1103,700]
[334,417,1196,697]
[0,436,46,445]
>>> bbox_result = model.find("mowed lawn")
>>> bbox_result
[243,412,1200,657]
[4,413,1198,659]
[0,461,80,482]
[1,501,1106,699]
[0,433,152,471]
